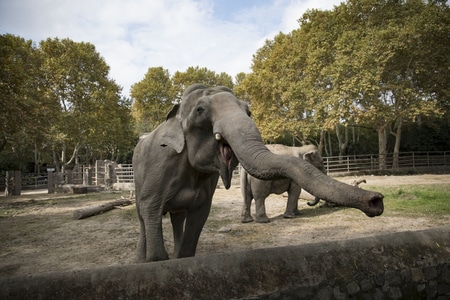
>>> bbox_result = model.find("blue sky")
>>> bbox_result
[0,0,342,98]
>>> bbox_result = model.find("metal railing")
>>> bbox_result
[115,164,134,183]
[5,151,449,191]
[324,151,450,174]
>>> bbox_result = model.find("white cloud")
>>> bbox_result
[0,0,342,97]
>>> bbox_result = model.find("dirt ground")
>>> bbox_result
[0,174,449,277]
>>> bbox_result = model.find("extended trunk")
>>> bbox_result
[217,115,384,217]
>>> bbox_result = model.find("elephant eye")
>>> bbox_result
[196,106,205,114]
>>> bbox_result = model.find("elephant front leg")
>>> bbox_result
[139,201,169,262]
[241,191,254,223]
[176,200,212,258]
[170,211,187,255]
[254,196,270,223]
[136,217,147,263]
[284,185,301,218]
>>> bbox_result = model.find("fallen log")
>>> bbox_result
[72,199,133,220]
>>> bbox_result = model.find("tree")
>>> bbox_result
[241,32,317,144]
[242,0,449,163]
[172,66,234,98]
[130,67,176,134]
[39,38,133,171]
[332,0,450,168]
[0,34,58,172]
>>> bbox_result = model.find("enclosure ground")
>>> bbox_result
[0,174,449,277]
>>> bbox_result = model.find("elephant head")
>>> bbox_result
[160,84,244,189]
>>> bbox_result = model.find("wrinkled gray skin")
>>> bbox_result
[133,84,384,262]
[241,144,325,223]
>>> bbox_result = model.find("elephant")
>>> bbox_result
[241,144,325,223]
[132,84,384,262]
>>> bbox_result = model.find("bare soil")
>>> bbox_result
[1,174,449,277]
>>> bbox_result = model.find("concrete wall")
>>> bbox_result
[1,225,449,299]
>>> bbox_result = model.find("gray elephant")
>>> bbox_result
[132,84,384,262]
[241,144,325,223]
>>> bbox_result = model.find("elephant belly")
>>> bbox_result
[163,188,197,213]
[270,179,291,194]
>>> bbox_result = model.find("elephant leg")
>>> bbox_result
[136,214,147,263]
[138,199,169,262]
[241,173,254,223]
[241,201,254,223]
[254,196,270,223]
[170,211,187,256]
[241,191,254,224]
[176,200,212,258]
[284,184,301,218]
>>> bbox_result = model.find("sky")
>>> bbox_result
[0,0,342,98]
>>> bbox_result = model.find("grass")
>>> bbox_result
[370,184,450,217]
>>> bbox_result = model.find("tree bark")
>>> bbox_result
[336,124,349,162]
[391,117,403,169]
[72,199,133,220]
[378,126,388,169]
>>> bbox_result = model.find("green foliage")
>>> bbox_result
[172,66,234,97]
[0,35,135,172]
[39,38,135,169]
[372,184,450,217]
[243,0,450,156]
[130,66,234,136]
[130,67,176,134]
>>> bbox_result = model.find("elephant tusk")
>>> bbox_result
[215,133,222,141]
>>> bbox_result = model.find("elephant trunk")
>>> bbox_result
[215,114,384,217]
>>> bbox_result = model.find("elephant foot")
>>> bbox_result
[255,216,271,223]
[283,212,296,218]
[241,215,254,223]
[294,209,301,216]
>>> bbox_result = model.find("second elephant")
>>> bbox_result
[241,144,325,223]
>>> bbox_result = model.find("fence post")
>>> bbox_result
[13,171,21,195]
[347,157,350,172]
[83,167,93,186]
[48,170,54,194]
[326,157,329,175]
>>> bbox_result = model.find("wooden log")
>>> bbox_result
[72,199,133,220]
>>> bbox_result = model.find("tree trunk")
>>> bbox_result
[61,144,66,174]
[72,199,133,219]
[392,118,403,169]
[336,124,349,163]
[378,127,388,170]
[327,130,332,157]
[318,130,325,156]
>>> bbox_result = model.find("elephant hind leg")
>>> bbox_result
[241,201,254,223]
[241,173,254,223]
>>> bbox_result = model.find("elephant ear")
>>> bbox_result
[303,151,314,161]
[160,104,185,153]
